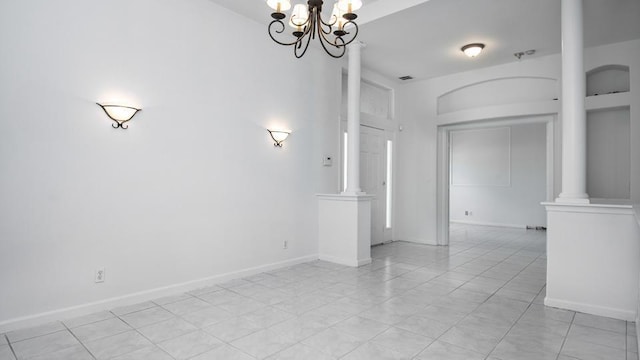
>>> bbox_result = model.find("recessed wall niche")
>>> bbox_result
[586,106,631,200]
[586,65,630,97]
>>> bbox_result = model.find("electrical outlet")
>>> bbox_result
[282,240,288,249]
[95,268,105,283]
[465,211,469,216]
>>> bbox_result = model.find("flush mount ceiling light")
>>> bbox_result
[461,43,485,58]
[268,129,291,147]
[266,0,362,58]
[97,103,141,129]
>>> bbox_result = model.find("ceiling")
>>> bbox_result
[209,0,640,82]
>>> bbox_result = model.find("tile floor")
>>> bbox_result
[1,224,637,359]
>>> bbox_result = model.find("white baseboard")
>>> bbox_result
[637,303,640,354]
[0,254,318,333]
[545,296,636,321]
[318,254,354,267]
[450,220,527,229]
[637,320,640,355]
[404,237,439,246]
[318,254,371,268]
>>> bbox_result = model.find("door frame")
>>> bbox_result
[436,115,558,245]
[339,69,398,244]
[340,121,394,244]
[360,124,387,245]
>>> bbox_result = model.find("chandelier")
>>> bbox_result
[266,0,362,58]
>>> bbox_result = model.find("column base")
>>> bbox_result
[543,202,639,321]
[317,194,374,268]
[556,193,590,204]
[341,190,367,196]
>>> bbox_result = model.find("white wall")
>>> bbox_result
[0,0,342,329]
[395,39,640,245]
[450,123,547,228]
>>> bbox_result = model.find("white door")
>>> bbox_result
[360,125,386,245]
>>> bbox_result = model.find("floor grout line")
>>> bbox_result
[9,225,628,360]
[4,333,18,360]
[61,323,97,360]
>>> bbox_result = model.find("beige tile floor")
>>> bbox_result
[1,224,637,359]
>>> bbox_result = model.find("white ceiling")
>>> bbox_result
[209,0,640,81]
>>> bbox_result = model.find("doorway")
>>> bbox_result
[341,124,393,246]
[359,125,389,245]
[339,71,395,246]
[437,115,557,245]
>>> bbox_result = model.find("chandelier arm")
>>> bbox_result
[316,23,347,58]
[267,17,314,48]
[316,12,339,42]
[310,7,318,40]
[318,39,347,58]
[318,19,334,36]
[294,15,315,58]
[335,21,359,46]
[294,33,313,58]
[268,19,303,46]
[291,11,313,32]
[318,13,338,28]
[316,18,346,48]
[298,16,315,42]
[317,25,340,44]
[315,17,359,49]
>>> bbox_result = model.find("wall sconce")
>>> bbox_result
[97,103,141,129]
[461,43,485,58]
[268,130,290,147]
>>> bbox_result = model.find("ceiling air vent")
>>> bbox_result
[398,75,413,81]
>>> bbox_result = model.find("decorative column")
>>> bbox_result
[344,41,365,195]
[557,0,589,203]
[316,41,372,268]
[539,0,636,322]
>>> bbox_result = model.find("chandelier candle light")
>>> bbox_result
[266,0,362,58]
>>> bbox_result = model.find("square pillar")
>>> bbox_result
[543,202,640,320]
[317,194,373,267]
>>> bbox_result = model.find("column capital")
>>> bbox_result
[348,41,367,50]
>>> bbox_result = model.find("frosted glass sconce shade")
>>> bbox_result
[268,130,290,147]
[461,43,485,58]
[97,103,141,129]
